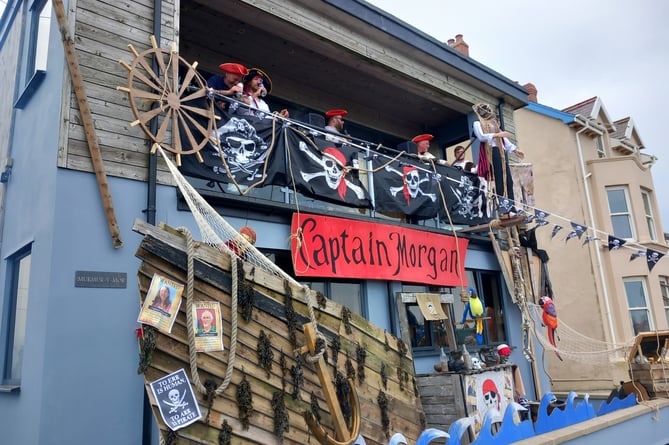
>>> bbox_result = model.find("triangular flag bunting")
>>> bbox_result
[607,235,627,251]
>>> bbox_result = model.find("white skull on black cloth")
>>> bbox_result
[214,117,269,179]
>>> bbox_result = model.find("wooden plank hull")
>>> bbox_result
[133,220,426,445]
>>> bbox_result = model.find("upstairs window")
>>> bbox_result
[15,0,52,108]
[624,278,652,335]
[1,245,32,388]
[606,187,634,239]
[641,190,657,241]
[661,277,669,326]
[595,136,606,158]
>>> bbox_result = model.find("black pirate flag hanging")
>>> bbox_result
[372,156,439,219]
[565,221,586,243]
[607,235,627,251]
[551,225,563,239]
[535,209,550,227]
[179,105,286,190]
[646,248,665,272]
[435,164,489,225]
[285,129,370,208]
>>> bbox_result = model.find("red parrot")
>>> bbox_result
[539,296,563,361]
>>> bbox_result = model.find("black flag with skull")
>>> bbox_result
[284,129,371,208]
[372,156,439,219]
[179,102,286,191]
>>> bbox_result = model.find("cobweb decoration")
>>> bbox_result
[157,145,301,286]
[527,303,633,364]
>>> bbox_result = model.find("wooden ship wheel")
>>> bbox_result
[118,36,215,165]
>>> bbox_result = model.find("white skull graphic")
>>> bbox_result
[225,136,256,165]
[483,390,498,410]
[406,169,420,198]
[168,389,180,404]
[323,155,343,189]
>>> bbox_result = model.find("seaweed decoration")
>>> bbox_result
[280,349,288,391]
[237,373,254,430]
[397,367,405,392]
[384,330,391,352]
[290,352,304,400]
[309,391,322,422]
[330,335,341,370]
[238,257,255,322]
[356,344,367,384]
[345,357,356,381]
[377,390,390,438]
[316,291,327,310]
[315,335,328,364]
[283,281,299,350]
[165,430,179,445]
[419,412,427,430]
[257,330,274,378]
[335,371,353,426]
[137,325,156,375]
[412,376,419,397]
[397,338,409,357]
[380,362,388,390]
[204,379,218,424]
[341,307,353,335]
[218,420,232,445]
[272,390,290,441]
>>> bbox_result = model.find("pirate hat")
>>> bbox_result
[239,226,256,244]
[325,109,348,119]
[411,134,433,143]
[245,67,272,94]
[218,62,249,76]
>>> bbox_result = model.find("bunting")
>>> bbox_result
[646,249,665,272]
[607,235,627,251]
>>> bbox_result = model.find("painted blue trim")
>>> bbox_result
[323,0,529,105]
[14,69,45,108]
[0,0,23,50]
[525,102,576,124]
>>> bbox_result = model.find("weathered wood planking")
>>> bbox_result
[133,220,426,445]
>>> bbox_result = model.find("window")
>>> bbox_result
[606,187,634,239]
[596,136,606,158]
[661,277,669,326]
[300,280,364,316]
[624,278,652,335]
[2,245,32,387]
[403,270,506,352]
[15,0,52,108]
[641,190,657,241]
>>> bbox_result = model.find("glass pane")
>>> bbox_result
[35,1,52,71]
[10,254,31,381]
[330,282,362,314]
[607,189,628,213]
[406,304,428,347]
[611,215,633,239]
[624,280,646,308]
[630,309,650,335]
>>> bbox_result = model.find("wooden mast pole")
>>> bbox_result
[52,0,123,248]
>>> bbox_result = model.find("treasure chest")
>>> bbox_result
[627,330,669,396]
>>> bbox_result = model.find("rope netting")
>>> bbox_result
[527,303,633,364]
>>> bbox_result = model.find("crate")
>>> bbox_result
[628,331,669,395]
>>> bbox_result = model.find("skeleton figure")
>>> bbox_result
[450,175,483,219]
[384,164,436,204]
[212,117,269,181]
[297,141,366,199]
[163,389,189,414]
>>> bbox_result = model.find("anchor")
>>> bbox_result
[301,322,361,445]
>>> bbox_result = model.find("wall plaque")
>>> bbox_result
[75,271,127,288]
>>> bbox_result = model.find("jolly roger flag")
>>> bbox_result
[283,129,371,208]
[607,235,627,251]
[646,248,665,272]
[434,164,489,226]
[372,156,439,219]
[179,102,286,189]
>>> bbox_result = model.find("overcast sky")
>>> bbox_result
[367,0,669,232]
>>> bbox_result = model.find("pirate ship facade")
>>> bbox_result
[1,1,668,445]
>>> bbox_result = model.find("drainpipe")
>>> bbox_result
[573,114,617,345]
[145,0,163,226]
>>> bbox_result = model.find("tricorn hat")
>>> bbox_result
[245,68,272,94]
[218,62,249,76]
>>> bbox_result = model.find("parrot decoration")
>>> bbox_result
[461,287,485,344]
[539,295,563,361]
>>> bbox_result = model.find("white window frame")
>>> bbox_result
[595,135,606,158]
[661,276,669,326]
[641,189,657,241]
[623,278,653,335]
[606,186,635,239]
[15,0,52,108]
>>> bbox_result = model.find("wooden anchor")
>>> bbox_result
[302,322,361,445]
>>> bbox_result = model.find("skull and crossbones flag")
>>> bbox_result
[646,248,665,272]
[284,129,371,208]
[372,157,439,219]
[179,104,286,190]
[434,164,489,225]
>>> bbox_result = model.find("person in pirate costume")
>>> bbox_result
[471,103,524,215]
[239,67,290,119]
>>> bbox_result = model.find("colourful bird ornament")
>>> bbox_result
[461,287,485,344]
[539,295,563,361]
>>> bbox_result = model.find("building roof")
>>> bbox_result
[563,96,616,132]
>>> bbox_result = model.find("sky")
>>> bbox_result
[367,0,669,231]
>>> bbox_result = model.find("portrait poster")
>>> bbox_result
[193,301,224,352]
[463,368,513,434]
[150,368,202,431]
[138,274,184,333]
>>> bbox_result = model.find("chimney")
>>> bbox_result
[452,34,469,56]
[523,83,538,102]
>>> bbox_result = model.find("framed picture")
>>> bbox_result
[193,301,224,352]
[138,273,184,333]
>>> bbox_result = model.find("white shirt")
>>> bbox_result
[472,121,517,153]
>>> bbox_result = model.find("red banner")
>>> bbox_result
[291,213,468,286]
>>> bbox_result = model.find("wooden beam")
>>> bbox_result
[53,0,123,248]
